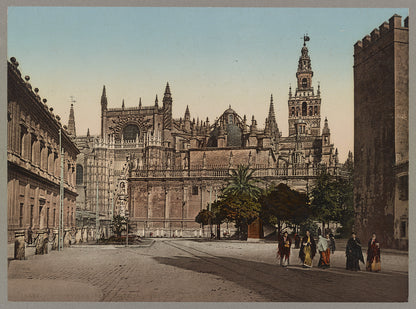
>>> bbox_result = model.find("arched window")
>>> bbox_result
[302,102,307,116]
[228,114,233,124]
[302,78,308,88]
[76,164,83,185]
[123,124,139,141]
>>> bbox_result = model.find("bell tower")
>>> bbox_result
[288,35,322,136]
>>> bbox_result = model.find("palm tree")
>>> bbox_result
[223,164,262,199]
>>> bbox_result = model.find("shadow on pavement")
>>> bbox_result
[153,255,408,302]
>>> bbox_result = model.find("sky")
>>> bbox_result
[7,7,409,162]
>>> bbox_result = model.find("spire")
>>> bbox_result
[67,103,76,137]
[322,117,330,134]
[139,97,142,109]
[101,85,108,111]
[268,94,276,123]
[122,99,125,109]
[155,95,158,108]
[164,82,171,96]
[87,128,90,137]
[184,105,190,121]
[296,35,313,90]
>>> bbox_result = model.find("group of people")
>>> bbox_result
[277,230,381,272]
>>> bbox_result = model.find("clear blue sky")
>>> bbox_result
[7,7,409,161]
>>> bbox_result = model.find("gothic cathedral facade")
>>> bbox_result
[71,39,342,237]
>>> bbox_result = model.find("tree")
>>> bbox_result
[259,183,310,238]
[223,164,262,199]
[111,215,130,238]
[216,193,261,239]
[195,209,213,227]
[217,164,263,239]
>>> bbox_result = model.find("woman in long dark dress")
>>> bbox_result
[346,232,364,271]
[299,230,317,268]
[366,233,381,272]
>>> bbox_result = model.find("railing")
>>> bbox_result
[129,165,341,179]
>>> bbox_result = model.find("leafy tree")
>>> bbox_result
[259,183,310,238]
[309,169,342,231]
[223,164,262,199]
[195,209,214,227]
[214,193,261,240]
[111,215,131,238]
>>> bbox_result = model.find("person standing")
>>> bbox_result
[317,234,330,268]
[329,233,336,254]
[27,226,33,245]
[346,232,364,271]
[277,231,292,267]
[294,233,301,249]
[366,233,381,272]
[299,230,316,268]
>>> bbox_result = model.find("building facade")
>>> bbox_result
[353,14,408,249]
[73,39,342,237]
[7,57,80,244]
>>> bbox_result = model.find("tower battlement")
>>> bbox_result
[354,14,408,55]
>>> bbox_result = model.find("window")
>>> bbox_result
[302,78,308,88]
[19,203,24,227]
[398,175,408,201]
[314,106,318,116]
[38,206,43,225]
[123,124,139,141]
[76,164,84,185]
[302,102,307,116]
[53,209,56,227]
[192,186,199,195]
[228,114,233,124]
[46,208,50,228]
[20,125,27,157]
[30,205,34,227]
[291,107,295,116]
[400,221,407,238]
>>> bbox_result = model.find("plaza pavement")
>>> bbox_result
[7,238,408,302]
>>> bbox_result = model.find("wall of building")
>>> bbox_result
[353,15,408,249]
[7,58,79,243]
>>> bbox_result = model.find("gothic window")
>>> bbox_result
[314,106,318,115]
[228,114,233,124]
[302,78,308,88]
[296,107,299,117]
[302,102,307,116]
[123,124,139,141]
[192,186,199,195]
[291,107,295,117]
[76,164,84,185]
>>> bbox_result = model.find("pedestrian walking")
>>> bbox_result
[366,233,381,272]
[346,232,364,271]
[317,234,330,268]
[277,231,291,267]
[299,230,316,268]
[329,233,336,253]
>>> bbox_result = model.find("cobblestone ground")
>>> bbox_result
[8,239,408,302]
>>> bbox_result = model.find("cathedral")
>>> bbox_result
[71,39,341,237]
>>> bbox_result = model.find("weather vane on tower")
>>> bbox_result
[303,33,310,46]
